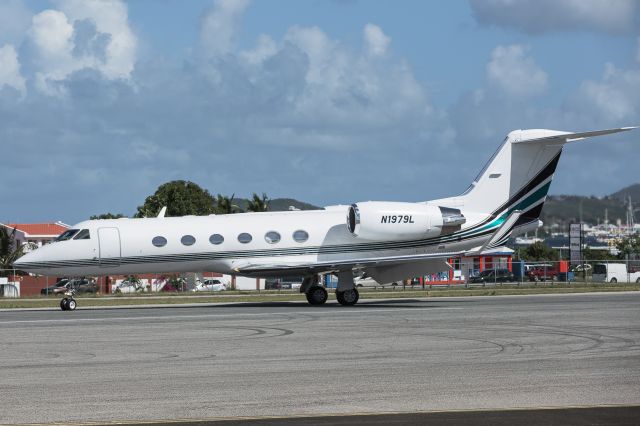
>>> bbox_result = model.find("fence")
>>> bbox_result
[2,259,639,298]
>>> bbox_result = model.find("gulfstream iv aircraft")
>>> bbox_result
[15,127,636,306]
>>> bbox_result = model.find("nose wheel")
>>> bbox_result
[60,289,77,311]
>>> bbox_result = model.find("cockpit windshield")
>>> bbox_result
[74,229,91,240]
[55,229,79,242]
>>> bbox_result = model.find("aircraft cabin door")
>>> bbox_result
[98,227,121,268]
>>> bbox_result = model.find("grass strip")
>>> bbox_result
[1,283,637,309]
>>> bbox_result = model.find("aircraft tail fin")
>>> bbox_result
[460,127,636,230]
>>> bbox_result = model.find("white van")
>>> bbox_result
[592,263,640,283]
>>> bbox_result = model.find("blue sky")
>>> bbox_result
[1,0,639,224]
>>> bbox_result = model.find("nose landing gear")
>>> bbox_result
[60,289,77,311]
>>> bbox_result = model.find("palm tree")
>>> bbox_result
[0,227,35,276]
[246,192,270,212]
[215,194,240,214]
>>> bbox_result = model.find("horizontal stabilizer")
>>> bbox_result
[512,127,637,145]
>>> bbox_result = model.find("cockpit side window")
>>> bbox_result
[73,229,91,240]
[55,229,79,242]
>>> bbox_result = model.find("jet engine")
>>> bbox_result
[346,201,466,241]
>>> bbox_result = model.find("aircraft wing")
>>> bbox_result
[233,251,455,277]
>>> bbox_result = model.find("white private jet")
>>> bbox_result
[15,127,636,307]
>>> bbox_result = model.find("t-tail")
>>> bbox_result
[459,127,637,249]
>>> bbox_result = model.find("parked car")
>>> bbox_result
[43,278,97,295]
[526,264,560,281]
[41,279,70,295]
[72,278,98,294]
[265,276,304,290]
[470,269,514,283]
[192,279,227,292]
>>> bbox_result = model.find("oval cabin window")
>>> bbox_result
[264,231,281,244]
[209,234,224,245]
[152,236,167,247]
[238,233,252,244]
[181,235,196,246]
[293,230,309,243]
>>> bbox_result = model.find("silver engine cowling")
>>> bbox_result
[347,201,465,241]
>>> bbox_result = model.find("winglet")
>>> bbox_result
[157,206,167,218]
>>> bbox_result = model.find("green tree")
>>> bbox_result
[214,194,241,214]
[246,192,270,212]
[582,247,617,262]
[0,227,35,275]
[135,180,215,218]
[90,213,126,220]
[616,235,640,259]
[518,241,559,262]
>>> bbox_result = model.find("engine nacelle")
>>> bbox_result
[346,201,465,241]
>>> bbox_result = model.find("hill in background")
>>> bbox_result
[610,183,640,202]
[541,183,639,230]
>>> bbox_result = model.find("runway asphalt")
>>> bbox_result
[0,292,639,425]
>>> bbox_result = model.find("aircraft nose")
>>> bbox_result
[13,249,41,271]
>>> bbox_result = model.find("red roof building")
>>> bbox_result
[0,222,69,251]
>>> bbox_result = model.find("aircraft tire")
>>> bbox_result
[68,299,77,311]
[60,298,68,311]
[336,288,359,306]
[306,286,328,305]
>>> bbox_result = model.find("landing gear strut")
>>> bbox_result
[60,289,77,311]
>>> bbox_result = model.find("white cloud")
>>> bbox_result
[200,0,251,57]
[363,23,390,57]
[569,63,640,124]
[470,0,637,34]
[486,44,548,98]
[239,34,277,65]
[55,0,137,79]
[0,44,26,95]
[27,1,136,95]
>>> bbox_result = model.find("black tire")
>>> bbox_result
[636,278,640,283]
[67,299,77,311]
[610,278,617,283]
[60,298,67,311]
[305,286,328,305]
[336,288,359,306]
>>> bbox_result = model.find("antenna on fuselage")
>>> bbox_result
[157,206,167,218]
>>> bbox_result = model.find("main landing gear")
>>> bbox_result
[300,273,360,306]
[60,289,77,311]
